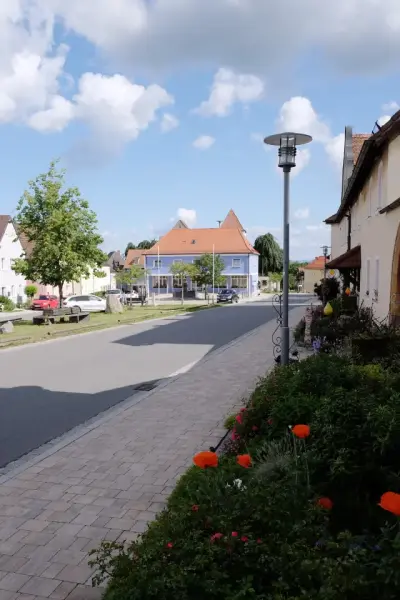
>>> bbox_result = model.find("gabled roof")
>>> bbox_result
[145,227,258,255]
[0,215,10,242]
[302,256,328,270]
[221,209,246,232]
[173,220,189,229]
[124,249,147,268]
[104,250,124,270]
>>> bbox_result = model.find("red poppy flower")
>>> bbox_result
[231,531,238,537]
[191,504,199,512]
[256,538,262,544]
[252,425,259,431]
[379,492,400,516]
[241,536,249,542]
[210,532,223,542]
[166,542,173,548]
[317,497,333,510]
[235,414,243,425]
[193,451,218,468]
[292,424,310,439]
[240,408,247,413]
[237,454,252,468]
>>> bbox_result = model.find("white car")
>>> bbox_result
[105,289,122,299]
[63,294,106,313]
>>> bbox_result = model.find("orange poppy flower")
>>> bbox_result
[193,451,218,469]
[292,424,310,439]
[317,497,333,510]
[379,491,400,516]
[237,454,252,468]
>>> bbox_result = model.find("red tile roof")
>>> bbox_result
[302,256,328,270]
[221,209,245,231]
[0,215,10,241]
[124,249,148,268]
[352,133,371,165]
[146,227,258,255]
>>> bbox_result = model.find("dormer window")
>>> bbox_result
[191,239,196,244]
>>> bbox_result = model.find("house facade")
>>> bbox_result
[144,210,259,295]
[0,216,27,304]
[325,117,400,322]
[301,256,329,294]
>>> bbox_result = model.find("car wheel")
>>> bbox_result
[73,305,82,313]
[234,297,239,303]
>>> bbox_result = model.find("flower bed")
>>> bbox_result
[91,354,400,599]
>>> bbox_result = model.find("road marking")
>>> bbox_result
[169,360,200,377]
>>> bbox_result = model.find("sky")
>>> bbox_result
[1,0,400,260]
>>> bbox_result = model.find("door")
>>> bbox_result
[89,296,104,312]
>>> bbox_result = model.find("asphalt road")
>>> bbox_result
[0,295,312,468]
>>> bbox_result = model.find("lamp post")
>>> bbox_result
[264,132,312,366]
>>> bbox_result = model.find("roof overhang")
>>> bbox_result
[325,245,361,270]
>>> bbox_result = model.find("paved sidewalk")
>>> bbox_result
[0,306,306,600]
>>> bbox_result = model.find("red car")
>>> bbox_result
[32,295,59,310]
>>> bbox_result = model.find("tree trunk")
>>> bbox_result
[181,284,184,306]
[58,283,63,308]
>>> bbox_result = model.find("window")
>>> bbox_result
[90,295,102,301]
[374,257,380,300]
[153,259,162,268]
[152,276,167,289]
[11,286,15,297]
[173,275,183,288]
[377,161,383,209]
[232,258,242,268]
[0,258,4,269]
[231,276,247,288]
[366,258,371,294]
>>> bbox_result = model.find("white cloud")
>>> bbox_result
[293,149,311,176]
[194,68,264,117]
[50,1,400,78]
[294,207,310,220]
[278,96,343,172]
[382,101,399,112]
[160,112,179,132]
[378,115,391,127]
[192,135,215,150]
[176,208,197,227]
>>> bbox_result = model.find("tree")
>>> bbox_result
[115,264,147,290]
[254,234,283,275]
[124,239,157,256]
[169,261,196,305]
[191,254,225,299]
[24,284,37,299]
[13,161,107,307]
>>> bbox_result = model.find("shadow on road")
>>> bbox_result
[0,379,161,469]
[114,303,277,353]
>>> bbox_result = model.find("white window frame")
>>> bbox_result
[232,258,242,268]
[153,259,162,268]
[366,258,371,295]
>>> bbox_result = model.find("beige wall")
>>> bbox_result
[329,135,400,321]
[303,268,324,293]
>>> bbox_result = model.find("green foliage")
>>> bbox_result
[92,352,400,600]
[191,254,225,290]
[0,295,15,311]
[224,414,237,430]
[24,284,37,299]
[169,261,196,303]
[116,265,147,288]
[125,240,157,255]
[314,277,340,304]
[13,160,107,305]
[254,233,283,275]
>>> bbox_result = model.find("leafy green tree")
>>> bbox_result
[116,265,147,290]
[191,254,225,299]
[170,261,196,305]
[24,284,37,299]
[13,160,107,307]
[254,234,283,275]
[124,239,157,256]
[125,242,136,256]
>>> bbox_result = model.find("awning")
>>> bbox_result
[325,245,361,269]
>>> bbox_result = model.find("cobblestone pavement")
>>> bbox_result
[0,306,306,600]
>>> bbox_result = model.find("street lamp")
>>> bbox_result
[264,132,312,366]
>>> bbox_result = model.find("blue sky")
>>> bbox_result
[2,1,400,259]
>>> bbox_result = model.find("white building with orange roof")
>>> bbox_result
[144,210,259,296]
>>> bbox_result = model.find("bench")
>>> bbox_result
[33,307,90,325]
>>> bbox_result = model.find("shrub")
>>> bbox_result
[314,277,340,304]
[24,284,37,299]
[0,295,15,311]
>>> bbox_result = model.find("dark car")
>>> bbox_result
[216,289,239,304]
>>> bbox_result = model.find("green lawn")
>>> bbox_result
[0,304,211,348]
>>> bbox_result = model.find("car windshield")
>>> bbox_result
[38,295,49,300]
[221,289,232,294]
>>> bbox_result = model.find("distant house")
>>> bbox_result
[302,256,329,293]
[0,215,27,303]
[144,210,259,295]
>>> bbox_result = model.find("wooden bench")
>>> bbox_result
[33,307,90,325]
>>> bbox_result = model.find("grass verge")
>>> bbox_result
[0,304,215,348]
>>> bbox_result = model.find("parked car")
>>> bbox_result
[63,295,106,312]
[123,289,139,304]
[105,289,122,299]
[32,295,59,310]
[216,289,240,304]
